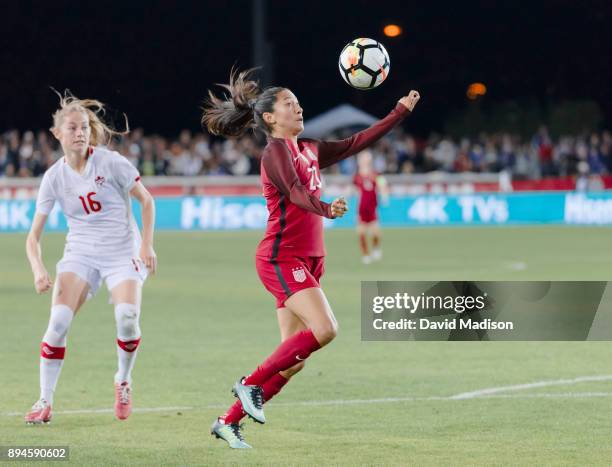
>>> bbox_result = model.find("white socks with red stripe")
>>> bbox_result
[40,304,74,405]
[38,303,141,402]
[114,303,141,385]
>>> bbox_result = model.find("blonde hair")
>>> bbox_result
[50,89,128,146]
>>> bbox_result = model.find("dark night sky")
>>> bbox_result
[1,0,611,136]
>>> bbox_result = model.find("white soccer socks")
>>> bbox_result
[38,303,142,403]
[114,303,141,384]
[40,304,74,405]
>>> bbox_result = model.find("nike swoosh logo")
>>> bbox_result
[296,355,305,361]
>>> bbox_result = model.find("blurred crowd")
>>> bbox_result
[1,126,611,180]
[0,129,263,178]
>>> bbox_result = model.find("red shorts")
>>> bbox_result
[255,255,325,308]
[358,208,378,223]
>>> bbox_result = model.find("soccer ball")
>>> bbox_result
[338,38,390,90]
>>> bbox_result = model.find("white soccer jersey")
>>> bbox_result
[36,146,142,258]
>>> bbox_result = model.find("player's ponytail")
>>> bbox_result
[202,68,284,137]
[50,89,129,146]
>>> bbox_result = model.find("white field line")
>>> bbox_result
[505,261,528,271]
[4,375,612,417]
[4,406,194,417]
[449,375,612,400]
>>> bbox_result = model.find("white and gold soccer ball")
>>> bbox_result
[338,38,390,90]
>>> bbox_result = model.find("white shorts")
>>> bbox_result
[56,253,148,299]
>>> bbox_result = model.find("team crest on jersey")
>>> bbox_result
[95,175,106,187]
[292,267,307,283]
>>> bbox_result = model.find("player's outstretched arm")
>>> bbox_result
[130,182,157,274]
[317,90,420,169]
[26,213,53,294]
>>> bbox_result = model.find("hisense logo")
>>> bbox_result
[564,194,612,224]
[181,198,269,230]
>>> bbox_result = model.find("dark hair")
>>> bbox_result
[201,68,285,137]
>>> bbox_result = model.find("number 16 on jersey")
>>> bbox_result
[79,192,102,215]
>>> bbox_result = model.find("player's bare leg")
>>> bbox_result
[357,222,371,264]
[52,272,90,312]
[284,288,338,347]
[110,279,142,420]
[277,307,308,379]
[370,221,383,261]
[26,273,89,424]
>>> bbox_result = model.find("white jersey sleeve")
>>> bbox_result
[35,169,57,215]
[110,152,140,193]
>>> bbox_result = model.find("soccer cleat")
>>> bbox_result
[25,399,52,425]
[232,378,265,424]
[211,418,252,449]
[371,249,383,261]
[114,381,132,420]
[361,255,372,265]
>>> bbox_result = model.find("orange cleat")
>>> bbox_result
[114,382,132,420]
[25,399,52,425]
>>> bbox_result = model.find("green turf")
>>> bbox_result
[2,227,612,466]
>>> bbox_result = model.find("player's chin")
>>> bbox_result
[73,142,87,153]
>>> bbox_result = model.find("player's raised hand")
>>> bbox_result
[398,90,420,112]
[140,244,158,274]
[33,267,53,294]
[331,197,348,218]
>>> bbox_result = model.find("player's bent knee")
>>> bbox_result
[50,310,71,338]
[114,303,141,341]
[43,304,75,347]
[313,321,338,346]
[327,321,339,341]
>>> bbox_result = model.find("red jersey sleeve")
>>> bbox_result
[317,103,411,169]
[262,141,334,219]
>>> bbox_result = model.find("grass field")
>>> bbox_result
[2,227,612,466]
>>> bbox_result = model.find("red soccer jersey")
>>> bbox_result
[256,103,410,259]
[354,172,379,222]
